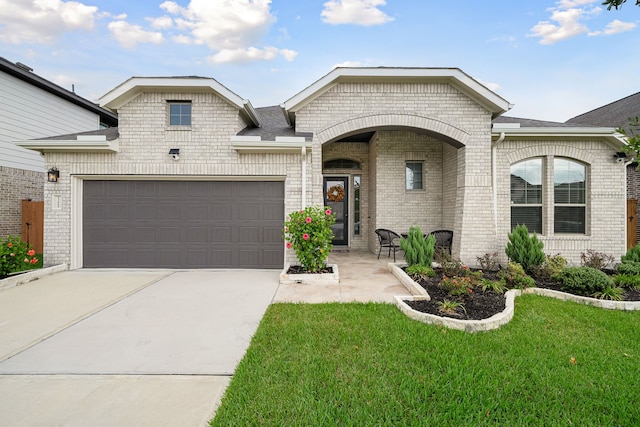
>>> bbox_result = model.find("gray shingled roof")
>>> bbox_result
[238,105,296,139]
[38,127,120,141]
[493,116,584,128]
[566,91,640,132]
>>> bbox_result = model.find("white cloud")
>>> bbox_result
[159,0,275,51]
[530,0,635,44]
[172,34,193,44]
[321,0,393,26]
[147,16,173,30]
[208,46,298,64]
[108,20,164,49]
[333,61,365,68]
[0,0,98,44]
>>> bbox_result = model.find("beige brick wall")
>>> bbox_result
[0,166,44,237]
[43,91,305,267]
[496,139,627,264]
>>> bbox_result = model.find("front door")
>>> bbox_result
[324,177,348,246]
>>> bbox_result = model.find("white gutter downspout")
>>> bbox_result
[301,145,307,208]
[492,132,506,236]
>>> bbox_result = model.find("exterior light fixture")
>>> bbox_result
[614,152,627,163]
[47,167,59,183]
[169,148,180,160]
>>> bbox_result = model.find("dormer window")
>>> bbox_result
[168,101,192,126]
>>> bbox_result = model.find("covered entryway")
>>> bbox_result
[83,180,284,269]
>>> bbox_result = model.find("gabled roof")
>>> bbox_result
[281,67,513,125]
[566,91,640,131]
[0,57,118,127]
[99,76,260,127]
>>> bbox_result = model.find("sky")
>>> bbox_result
[1,0,639,122]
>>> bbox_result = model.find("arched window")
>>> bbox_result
[323,159,361,170]
[554,158,586,234]
[510,159,543,233]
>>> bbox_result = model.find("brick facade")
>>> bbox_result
[0,166,44,237]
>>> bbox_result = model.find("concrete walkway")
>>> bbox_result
[0,250,405,426]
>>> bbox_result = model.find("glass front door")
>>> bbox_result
[324,177,348,246]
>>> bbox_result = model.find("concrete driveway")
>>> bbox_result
[0,269,280,426]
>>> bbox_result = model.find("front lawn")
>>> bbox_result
[211,297,640,426]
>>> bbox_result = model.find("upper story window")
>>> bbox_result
[168,101,192,126]
[406,161,423,190]
[323,159,361,169]
[511,158,543,233]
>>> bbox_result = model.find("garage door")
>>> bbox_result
[83,180,284,269]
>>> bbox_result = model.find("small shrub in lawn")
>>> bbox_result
[439,275,473,296]
[580,249,615,270]
[553,267,612,297]
[531,253,567,281]
[505,224,545,274]
[400,226,435,267]
[480,278,507,294]
[621,243,640,263]
[405,264,435,280]
[476,252,499,272]
[617,261,640,276]
[612,273,640,289]
[499,262,535,289]
[593,285,625,301]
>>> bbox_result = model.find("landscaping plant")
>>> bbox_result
[580,249,615,270]
[405,264,435,280]
[476,252,500,272]
[0,235,38,278]
[399,225,435,267]
[531,253,567,281]
[499,262,535,289]
[621,242,640,263]
[553,266,612,297]
[617,261,640,276]
[613,273,640,290]
[505,224,545,274]
[593,285,625,301]
[283,206,335,273]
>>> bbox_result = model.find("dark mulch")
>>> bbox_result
[405,268,640,321]
[286,265,334,274]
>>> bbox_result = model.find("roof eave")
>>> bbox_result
[15,136,119,153]
[491,126,628,148]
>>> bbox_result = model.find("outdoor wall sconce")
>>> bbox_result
[614,152,627,163]
[47,167,59,183]
[169,148,180,160]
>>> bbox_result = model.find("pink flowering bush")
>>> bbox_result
[284,206,336,272]
[1,235,38,278]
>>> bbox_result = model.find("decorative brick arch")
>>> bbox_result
[315,112,470,148]
[505,143,596,165]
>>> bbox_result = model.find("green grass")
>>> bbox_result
[211,296,640,426]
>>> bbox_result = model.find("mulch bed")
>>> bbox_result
[405,269,640,321]
[286,265,334,274]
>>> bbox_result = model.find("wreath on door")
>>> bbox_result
[327,185,345,202]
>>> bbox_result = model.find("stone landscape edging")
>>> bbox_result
[388,262,640,333]
[279,263,340,285]
[0,264,68,292]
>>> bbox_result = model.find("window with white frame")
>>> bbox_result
[406,161,423,190]
[510,157,587,235]
[168,101,192,126]
[554,158,586,234]
[510,158,543,233]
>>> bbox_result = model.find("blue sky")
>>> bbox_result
[1,0,639,122]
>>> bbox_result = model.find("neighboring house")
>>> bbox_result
[17,67,628,269]
[566,91,640,248]
[0,57,118,238]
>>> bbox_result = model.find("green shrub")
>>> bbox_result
[580,249,615,269]
[1,235,39,278]
[531,254,567,281]
[505,224,545,274]
[621,243,640,263]
[593,285,625,301]
[439,275,473,296]
[613,273,640,289]
[499,262,535,289]
[400,226,435,267]
[284,206,335,272]
[405,264,435,280]
[617,261,640,276]
[553,267,612,297]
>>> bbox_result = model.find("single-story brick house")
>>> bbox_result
[17,67,628,269]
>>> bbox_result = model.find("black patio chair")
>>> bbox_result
[429,230,453,255]
[375,228,402,262]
